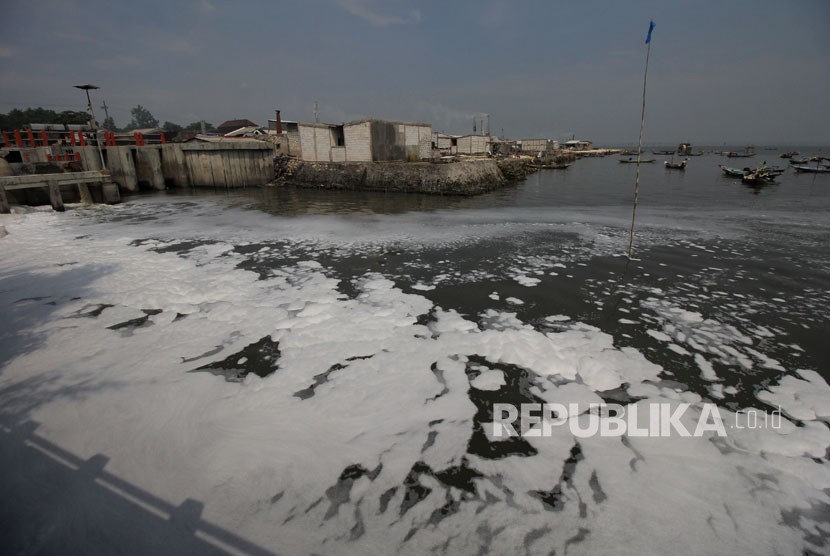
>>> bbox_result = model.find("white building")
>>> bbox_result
[455,135,492,155]
[297,119,432,163]
[517,139,559,155]
[564,139,593,150]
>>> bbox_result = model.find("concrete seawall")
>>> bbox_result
[287,160,510,195]
[105,142,274,192]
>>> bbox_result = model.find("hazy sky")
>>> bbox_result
[1,0,828,145]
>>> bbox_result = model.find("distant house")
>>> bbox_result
[216,119,258,135]
[517,139,559,155]
[455,135,491,155]
[224,126,266,138]
[267,118,301,157]
[564,139,593,150]
[432,132,458,154]
[297,118,432,163]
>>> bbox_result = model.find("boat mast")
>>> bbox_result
[626,21,655,260]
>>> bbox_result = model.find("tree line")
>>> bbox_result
[0,105,215,134]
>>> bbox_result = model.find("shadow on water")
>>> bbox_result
[0,420,278,556]
[0,262,118,373]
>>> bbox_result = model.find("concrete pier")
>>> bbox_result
[47,183,65,212]
[0,141,275,211]
[161,144,190,188]
[0,186,9,213]
[0,170,120,213]
[75,146,103,172]
[107,146,138,192]
[135,148,165,190]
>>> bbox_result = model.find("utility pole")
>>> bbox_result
[314,101,319,123]
[100,99,111,121]
[486,114,490,137]
[73,84,106,170]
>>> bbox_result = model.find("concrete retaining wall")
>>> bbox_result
[107,146,138,192]
[289,160,507,195]
[180,142,273,187]
[99,142,272,192]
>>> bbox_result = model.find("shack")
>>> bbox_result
[297,118,432,163]
[455,135,491,155]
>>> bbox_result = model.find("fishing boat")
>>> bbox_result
[620,157,656,163]
[793,165,830,174]
[664,158,687,170]
[789,158,809,164]
[741,165,784,185]
[725,146,755,158]
[719,165,748,178]
[780,151,799,159]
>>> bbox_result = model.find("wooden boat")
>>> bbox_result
[793,165,830,174]
[540,163,571,169]
[741,172,762,185]
[725,147,755,158]
[664,159,687,170]
[719,165,747,178]
[723,162,781,181]
[789,158,809,164]
[619,157,656,163]
[742,166,779,184]
[780,151,799,159]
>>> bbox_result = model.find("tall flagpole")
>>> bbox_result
[626,21,655,260]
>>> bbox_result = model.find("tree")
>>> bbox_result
[125,105,159,130]
[0,107,88,130]
[102,116,117,131]
[162,121,182,133]
[184,120,215,132]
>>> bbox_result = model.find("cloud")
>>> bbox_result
[0,46,13,59]
[200,0,216,12]
[91,56,142,71]
[336,0,420,27]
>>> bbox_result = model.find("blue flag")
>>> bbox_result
[645,20,655,44]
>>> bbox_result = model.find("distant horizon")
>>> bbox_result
[2,101,828,150]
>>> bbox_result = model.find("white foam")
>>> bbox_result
[1,202,828,556]
[470,370,505,391]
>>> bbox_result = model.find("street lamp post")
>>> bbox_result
[73,84,106,170]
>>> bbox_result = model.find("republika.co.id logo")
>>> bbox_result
[490,402,782,438]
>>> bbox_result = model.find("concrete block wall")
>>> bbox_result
[457,135,489,155]
[317,127,334,162]
[344,122,372,162]
[519,139,554,154]
[298,125,336,162]
[331,146,346,162]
